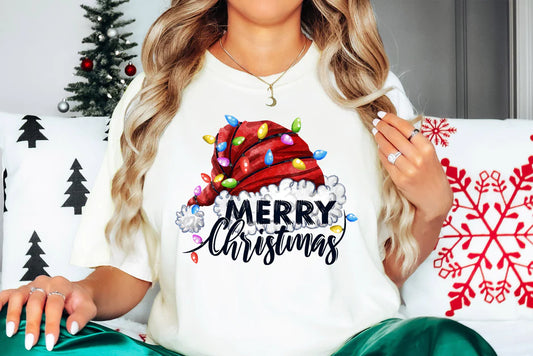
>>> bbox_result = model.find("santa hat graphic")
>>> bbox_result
[188,117,325,207]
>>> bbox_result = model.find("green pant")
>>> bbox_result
[332,317,497,356]
[0,308,496,355]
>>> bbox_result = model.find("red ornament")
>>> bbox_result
[201,173,211,183]
[191,252,198,264]
[125,62,137,76]
[81,58,93,71]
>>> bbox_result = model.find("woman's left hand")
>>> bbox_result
[372,111,453,220]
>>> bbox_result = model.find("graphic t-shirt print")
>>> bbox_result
[175,115,359,265]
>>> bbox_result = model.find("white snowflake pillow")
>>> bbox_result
[0,111,108,290]
[402,117,533,320]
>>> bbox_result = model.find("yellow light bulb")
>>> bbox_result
[203,135,215,144]
[257,123,268,139]
[292,158,306,170]
[330,225,343,233]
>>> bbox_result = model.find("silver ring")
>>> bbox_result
[407,128,420,142]
[387,151,402,165]
[29,287,46,295]
[48,291,66,301]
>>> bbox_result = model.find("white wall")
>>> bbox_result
[0,0,170,115]
[516,0,533,119]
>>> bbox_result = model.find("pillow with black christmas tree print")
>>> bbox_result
[0,111,108,289]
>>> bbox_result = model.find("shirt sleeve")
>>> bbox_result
[383,71,417,120]
[376,71,416,261]
[70,72,153,282]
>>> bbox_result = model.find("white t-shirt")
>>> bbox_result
[71,42,416,356]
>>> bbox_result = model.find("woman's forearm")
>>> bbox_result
[74,266,151,321]
[383,208,449,288]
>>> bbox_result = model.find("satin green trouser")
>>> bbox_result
[0,308,496,355]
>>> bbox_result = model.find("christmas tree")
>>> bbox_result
[16,115,48,148]
[21,231,50,281]
[62,159,90,215]
[64,0,138,116]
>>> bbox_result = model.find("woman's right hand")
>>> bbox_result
[0,275,97,351]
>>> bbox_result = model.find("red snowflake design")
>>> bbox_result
[421,118,457,147]
[435,156,533,316]
[139,333,147,342]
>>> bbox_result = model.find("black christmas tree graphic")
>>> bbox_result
[20,231,50,281]
[104,118,111,141]
[16,115,48,148]
[3,169,6,212]
[62,159,90,215]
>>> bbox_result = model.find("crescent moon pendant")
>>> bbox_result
[266,96,277,107]
[266,85,277,107]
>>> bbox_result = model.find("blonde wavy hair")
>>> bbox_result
[106,0,419,280]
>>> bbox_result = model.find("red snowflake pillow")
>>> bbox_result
[401,117,533,321]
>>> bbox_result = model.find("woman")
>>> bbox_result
[0,0,496,355]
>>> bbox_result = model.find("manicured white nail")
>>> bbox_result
[70,321,79,335]
[6,321,15,337]
[372,128,378,136]
[46,333,55,351]
[377,111,387,119]
[25,333,34,351]
[372,118,381,127]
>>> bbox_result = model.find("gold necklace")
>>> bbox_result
[219,36,309,107]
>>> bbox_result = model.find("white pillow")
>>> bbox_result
[402,117,533,320]
[402,117,533,355]
[0,112,108,289]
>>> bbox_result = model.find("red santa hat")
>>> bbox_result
[188,119,325,207]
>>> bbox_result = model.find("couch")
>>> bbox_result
[1,111,531,355]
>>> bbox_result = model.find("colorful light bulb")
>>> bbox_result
[258,123,268,139]
[193,185,202,196]
[281,134,294,145]
[221,178,238,189]
[240,156,250,173]
[217,157,230,167]
[225,114,239,127]
[214,174,225,183]
[203,135,215,144]
[313,150,327,160]
[232,136,245,146]
[346,213,358,222]
[292,158,306,170]
[192,234,203,244]
[330,225,343,233]
[191,204,199,214]
[216,142,227,152]
[291,117,302,133]
[191,252,198,264]
[265,149,274,165]
[201,173,211,183]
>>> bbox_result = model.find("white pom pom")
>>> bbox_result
[175,205,205,233]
